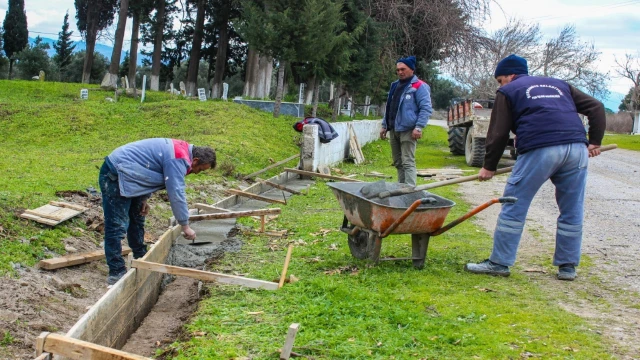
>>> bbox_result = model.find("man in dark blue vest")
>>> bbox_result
[465,54,606,281]
[380,56,433,187]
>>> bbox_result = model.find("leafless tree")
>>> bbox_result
[445,21,609,99]
[367,0,490,62]
[614,52,640,113]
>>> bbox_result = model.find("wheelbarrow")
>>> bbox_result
[327,181,516,269]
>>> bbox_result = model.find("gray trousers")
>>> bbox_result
[389,130,417,186]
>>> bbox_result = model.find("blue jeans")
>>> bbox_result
[489,143,588,267]
[99,160,148,276]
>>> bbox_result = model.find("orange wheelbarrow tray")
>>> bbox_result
[327,182,516,269]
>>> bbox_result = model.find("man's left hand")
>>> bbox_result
[588,144,601,158]
[412,128,422,140]
[140,201,150,216]
[478,168,495,181]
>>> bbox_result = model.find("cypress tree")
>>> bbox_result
[3,0,29,79]
[53,11,77,77]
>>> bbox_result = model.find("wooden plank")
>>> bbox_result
[34,352,51,360]
[280,323,300,360]
[194,203,231,213]
[49,201,89,211]
[23,208,73,221]
[36,332,48,356]
[225,189,287,205]
[38,247,132,270]
[284,168,362,182]
[40,332,151,360]
[348,124,364,164]
[189,208,281,222]
[131,260,279,290]
[256,178,303,195]
[364,173,392,179]
[19,212,59,226]
[243,154,300,180]
[64,225,176,349]
[279,244,294,289]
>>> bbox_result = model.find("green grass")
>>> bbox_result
[602,133,640,151]
[0,80,302,275]
[0,81,617,358]
[163,127,613,359]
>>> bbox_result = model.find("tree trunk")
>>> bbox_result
[312,78,320,117]
[102,0,129,89]
[211,19,229,99]
[305,76,315,104]
[332,84,341,121]
[243,47,259,97]
[8,59,14,80]
[128,10,141,91]
[185,0,206,97]
[273,60,286,118]
[82,10,98,84]
[150,0,165,91]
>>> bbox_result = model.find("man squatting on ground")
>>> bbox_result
[99,138,216,285]
[465,54,606,281]
[380,56,433,187]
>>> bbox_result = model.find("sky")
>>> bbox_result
[1,0,639,97]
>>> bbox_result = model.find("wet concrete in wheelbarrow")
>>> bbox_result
[121,178,314,357]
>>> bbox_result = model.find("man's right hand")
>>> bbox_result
[478,168,495,181]
[380,129,388,140]
[182,225,196,240]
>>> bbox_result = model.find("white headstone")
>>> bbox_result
[141,75,147,103]
[80,89,89,100]
[39,70,45,82]
[124,75,130,89]
[222,83,229,101]
[170,83,175,95]
[633,113,640,135]
[179,81,186,96]
[197,88,207,101]
[298,83,305,104]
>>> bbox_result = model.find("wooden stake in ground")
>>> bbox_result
[279,244,294,288]
[280,323,300,360]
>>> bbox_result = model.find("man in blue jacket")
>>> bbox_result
[380,55,433,187]
[99,138,216,285]
[465,55,605,281]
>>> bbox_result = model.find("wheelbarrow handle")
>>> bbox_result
[370,144,618,200]
[429,197,518,236]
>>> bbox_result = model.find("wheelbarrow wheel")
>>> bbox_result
[348,230,377,260]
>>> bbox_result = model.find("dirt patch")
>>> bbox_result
[457,149,640,359]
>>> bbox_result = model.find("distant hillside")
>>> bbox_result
[29,37,147,66]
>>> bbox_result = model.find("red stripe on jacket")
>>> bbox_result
[172,139,192,174]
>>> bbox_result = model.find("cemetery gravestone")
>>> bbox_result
[198,88,206,101]
[80,89,89,100]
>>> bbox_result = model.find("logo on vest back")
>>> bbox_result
[526,84,564,100]
[405,94,412,100]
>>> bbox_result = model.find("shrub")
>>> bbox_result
[606,112,635,133]
[304,104,333,119]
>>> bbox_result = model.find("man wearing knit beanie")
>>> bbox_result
[465,54,606,282]
[380,56,433,186]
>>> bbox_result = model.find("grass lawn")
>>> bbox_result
[602,133,640,151]
[0,80,615,358]
[163,128,613,359]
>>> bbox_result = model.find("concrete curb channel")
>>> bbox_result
[34,120,383,360]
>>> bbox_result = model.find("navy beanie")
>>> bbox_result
[494,54,528,78]
[397,56,416,71]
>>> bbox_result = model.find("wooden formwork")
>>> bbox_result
[42,170,303,359]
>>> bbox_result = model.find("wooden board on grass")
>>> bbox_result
[21,201,88,226]
[39,247,132,270]
[348,124,365,164]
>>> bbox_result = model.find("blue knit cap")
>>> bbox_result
[397,56,416,71]
[494,54,528,78]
